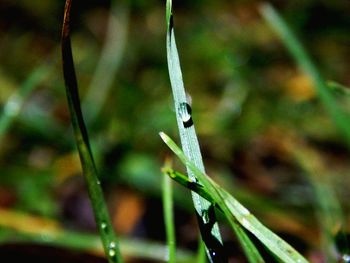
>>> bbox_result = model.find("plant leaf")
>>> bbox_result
[163,167,265,263]
[61,1,123,262]
[160,132,309,263]
[260,3,350,148]
[162,162,176,263]
[164,1,225,261]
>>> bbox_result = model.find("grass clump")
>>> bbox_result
[160,132,308,263]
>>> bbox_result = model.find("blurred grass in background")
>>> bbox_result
[0,0,350,262]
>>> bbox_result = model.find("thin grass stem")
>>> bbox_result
[289,142,349,261]
[61,1,123,262]
[260,3,350,148]
[162,162,176,263]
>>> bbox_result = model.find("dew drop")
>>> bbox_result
[101,221,107,231]
[108,248,116,258]
[108,242,117,261]
[178,102,193,128]
[343,254,350,262]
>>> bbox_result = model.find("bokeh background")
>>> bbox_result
[0,0,350,262]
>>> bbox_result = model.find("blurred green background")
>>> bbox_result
[0,0,350,262]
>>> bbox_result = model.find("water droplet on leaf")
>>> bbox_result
[108,242,117,262]
[101,221,107,231]
[178,102,193,128]
[343,254,350,262]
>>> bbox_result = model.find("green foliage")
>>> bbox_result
[0,0,350,262]
[165,0,224,261]
[160,132,309,263]
[61,1,123,262]
[162,162,176,263]
[0,65,51,142]
[261,3,350,147]
[0,227,195,263]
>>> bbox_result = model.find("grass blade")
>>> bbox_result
[328,81,350,96]
[260,3,350,147]
[0,208,195,262]
[83,0,129,125]
[0,64,51,142]
[163,167,264,263]
[61,1,123,262]
[162,162,176,263]
[197,240,206,263]
[165,1,225,261]
[160,132,309,263]
[288,141,349,261]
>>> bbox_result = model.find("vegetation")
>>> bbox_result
[0,0,349,262]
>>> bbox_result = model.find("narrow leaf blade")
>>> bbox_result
[160,132,309,263]
[260,3,350,148]
[61,1,123,262]
[164,0,225,261]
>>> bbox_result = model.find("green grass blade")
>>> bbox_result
[232,224,265,263]
[83,0,129,125]
[290,144,349,261]
[197,240,207,263]
[0,65,51,142]
[0,229,194,262]
[165,1,225,261]
[163,168,214,207]
[61,1,123,263]
[163,167,264,263]
[328,81,350,96]
[160,132,309,263]
[162,164,176,263]
[0,207,196,262]
[260,3,350,147]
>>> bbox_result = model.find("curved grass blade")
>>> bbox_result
[61,1,123,262]
[165,1,225,261]
[328,81,350,97]
[160,132,309,263]
[260,3,350,148]
[0,207,195,263]
[163,167,264,263]
[162,162,176,263]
